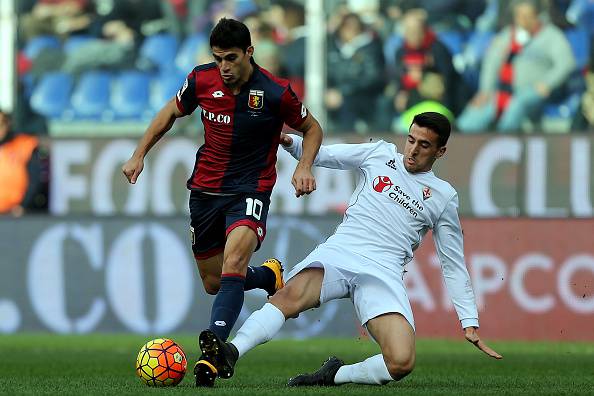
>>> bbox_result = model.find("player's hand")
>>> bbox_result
[292,163,316,197]
[464,327,502,359]
[122,155,144,184]
[280,133,293,147]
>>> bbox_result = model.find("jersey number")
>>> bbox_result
[245,198,263,220]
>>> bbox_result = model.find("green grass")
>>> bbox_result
[1,335,593,395]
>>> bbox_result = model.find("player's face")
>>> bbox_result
[212,46,254,86]
[403,123,446,173]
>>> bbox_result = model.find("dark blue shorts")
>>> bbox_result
[189,190,271,260]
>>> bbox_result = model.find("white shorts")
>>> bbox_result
[287,244,415,331]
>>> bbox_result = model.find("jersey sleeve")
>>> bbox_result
[279,85,308,130]
[433,193,480,329]
[283,134,380,170]
[175,69,199,115]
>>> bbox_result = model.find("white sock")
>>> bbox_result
[230,303,286,358]
[334,354,393,385]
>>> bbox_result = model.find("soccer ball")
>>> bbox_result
[135,338,187,386]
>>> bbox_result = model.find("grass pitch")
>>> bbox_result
[0,335,593,395]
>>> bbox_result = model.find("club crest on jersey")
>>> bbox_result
[373,176,393,193]
[422,186,432,200]
[248,90,264,109]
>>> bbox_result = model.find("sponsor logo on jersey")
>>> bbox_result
[212,90,224,98]
[386,159,397,170]
[248,89,264,109]
[202,109,231,124]
[423,186,432,200]
[373,176,393,193]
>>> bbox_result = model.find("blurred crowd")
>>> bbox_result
[3,0,594,216]
[13,0,594,136]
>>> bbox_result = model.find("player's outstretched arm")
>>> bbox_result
[291,113,323,197]
[122,98,182,184]
[464,327,503,359]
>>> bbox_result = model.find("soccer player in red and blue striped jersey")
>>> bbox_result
[123,18,323,386]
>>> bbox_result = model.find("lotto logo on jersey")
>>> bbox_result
[373,176,393,193]
[202,109,231,124]
[248,90,264,109]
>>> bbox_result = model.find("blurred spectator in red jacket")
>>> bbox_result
[0,110,45,217]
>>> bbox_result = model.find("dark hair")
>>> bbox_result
[410,112,451,147]
[210,18,252,52]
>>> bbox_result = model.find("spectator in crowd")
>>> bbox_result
[0,110,44,217]
[326,12,385,132]
[457,0,576,133]
[277,1,307,81]
[20,0,93,41]
[393,11,463,118]
[61,0,164,74]
[160,0,211,38]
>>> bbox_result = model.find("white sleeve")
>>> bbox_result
[283,134,379,170]
[433,193,479,329]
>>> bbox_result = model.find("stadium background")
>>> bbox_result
[1,0,593,349]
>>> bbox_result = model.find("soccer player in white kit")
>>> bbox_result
[194,112,502,387]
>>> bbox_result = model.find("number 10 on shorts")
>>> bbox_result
[245,198,263,220]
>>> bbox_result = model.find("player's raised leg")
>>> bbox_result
[194,253,283,296]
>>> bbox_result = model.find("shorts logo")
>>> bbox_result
[257,227,264,237]
[189,226,195,245]
[373,176,393,193]
[422,186,432,200]
[248,90,264,109]
[214,320,226,326]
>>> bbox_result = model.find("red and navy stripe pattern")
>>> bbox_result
[176,61,307,194]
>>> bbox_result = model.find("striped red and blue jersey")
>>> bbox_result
[175,60,308,193]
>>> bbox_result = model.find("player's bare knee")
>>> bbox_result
[222,253,248,274]
[384,354,415,380]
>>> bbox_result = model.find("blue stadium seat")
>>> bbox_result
[30,72,73,118]
[23,35,60,59]
[63,35,96,54]
[437,30,466,56]
[150,72,186,112]
[139,34,179,72]
[71,71,112,119]
[564,27,590,69]
[175,33,207,73]
[111,71,151,119]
